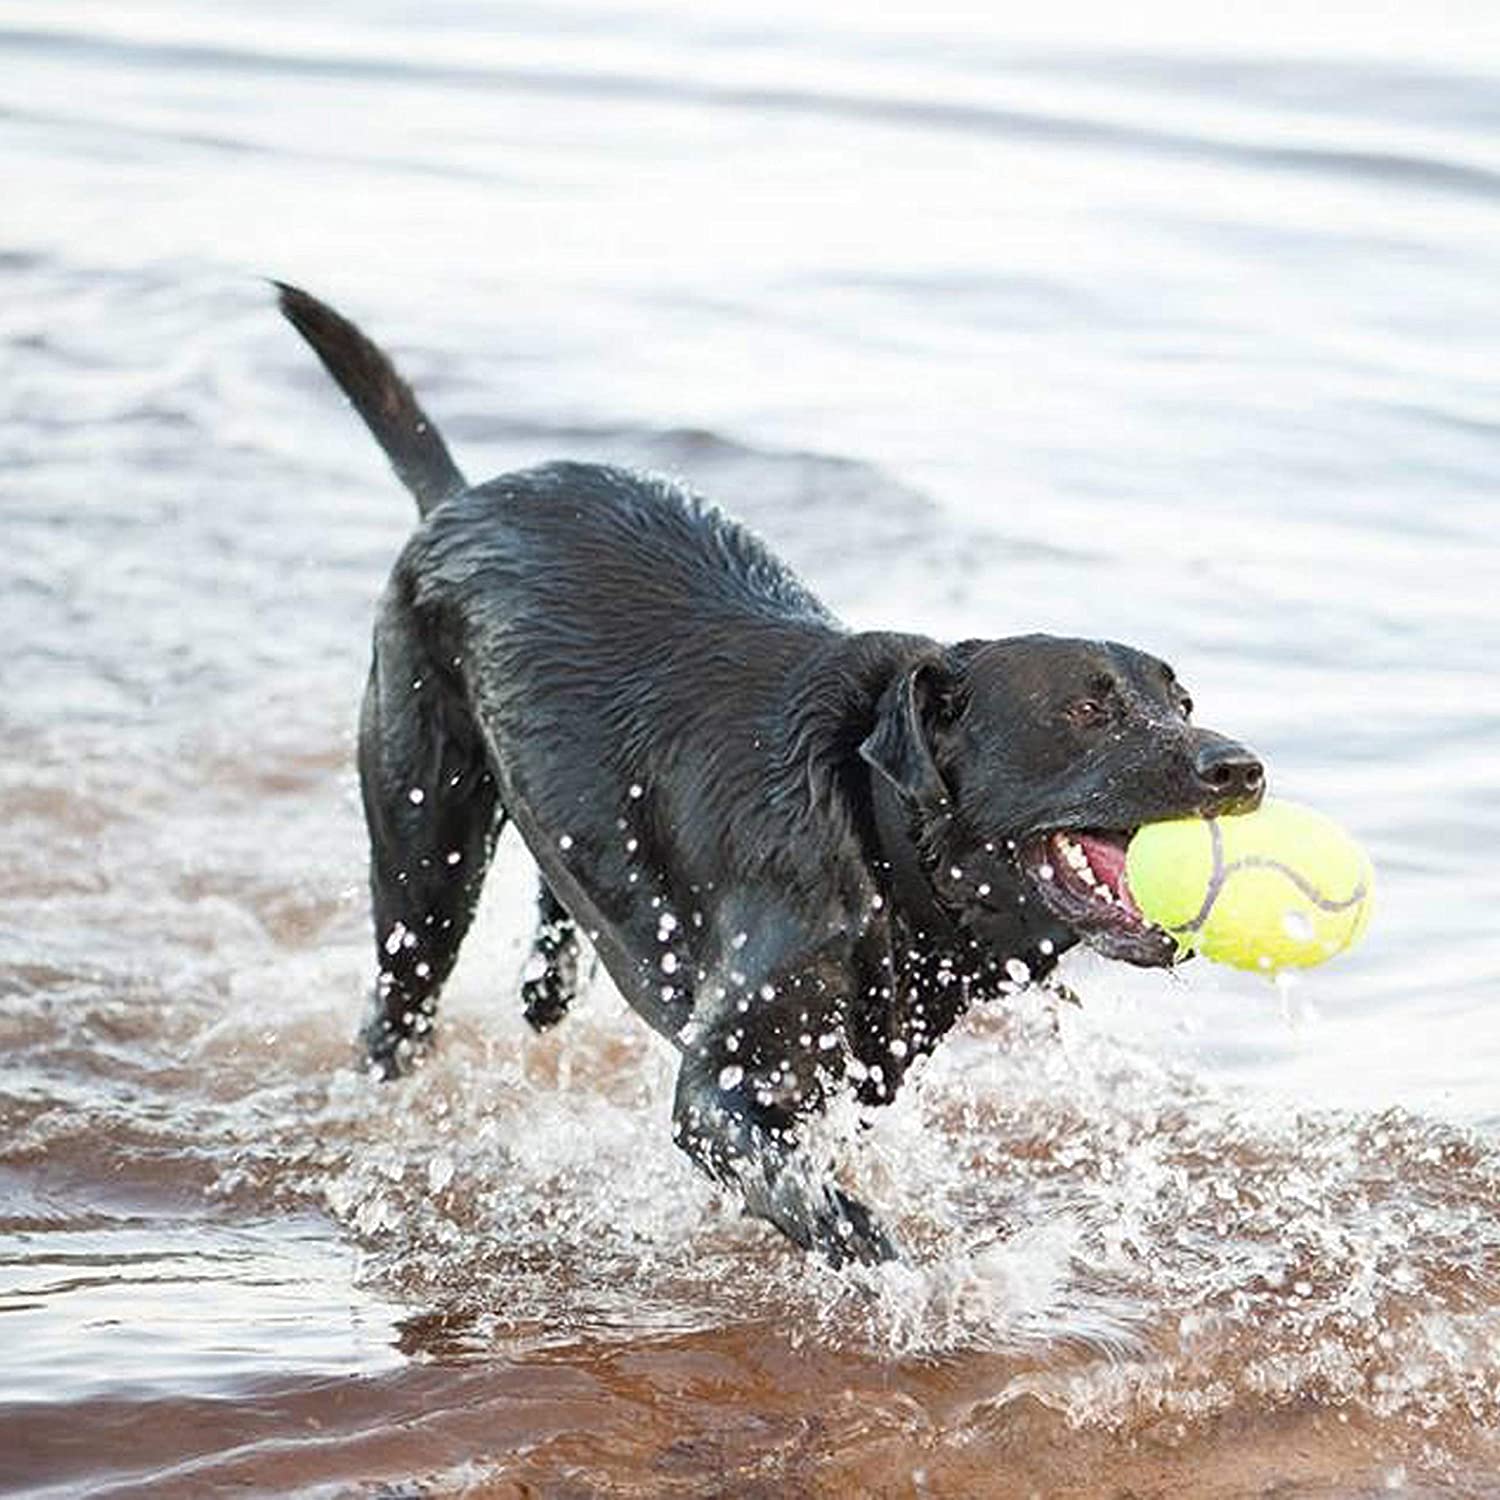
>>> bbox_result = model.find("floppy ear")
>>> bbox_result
[859,661,952,806]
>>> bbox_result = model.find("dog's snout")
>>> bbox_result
[1193,737,1264,813]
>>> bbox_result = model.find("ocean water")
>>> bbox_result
[5,1,1500,1493]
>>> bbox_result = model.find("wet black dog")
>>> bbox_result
[279,285,1264,1266]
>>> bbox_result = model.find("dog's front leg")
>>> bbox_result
[671,964,897,1268]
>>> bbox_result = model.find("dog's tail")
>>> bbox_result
[274,282,467,516]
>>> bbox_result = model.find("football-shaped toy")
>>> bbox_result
[1124,799,1373,972]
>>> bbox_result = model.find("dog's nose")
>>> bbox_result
[1193,737,1264,813]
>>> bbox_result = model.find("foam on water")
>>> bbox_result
[162,916,1500,1446]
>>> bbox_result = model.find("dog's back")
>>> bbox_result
[278,284,870,1065]
[400,456,858,901]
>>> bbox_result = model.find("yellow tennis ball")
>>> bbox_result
[1124,799,1373,973]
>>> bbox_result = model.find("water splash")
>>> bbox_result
[187,959,1499,1463]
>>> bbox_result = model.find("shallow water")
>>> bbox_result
[5,1,1500,1494]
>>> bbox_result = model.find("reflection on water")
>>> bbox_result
[5,0,1500,1492]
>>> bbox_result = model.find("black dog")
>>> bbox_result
[278,285,1264,1267]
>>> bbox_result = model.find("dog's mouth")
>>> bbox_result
[1018,829,1180,967]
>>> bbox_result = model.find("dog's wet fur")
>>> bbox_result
[278,284,1266,1266]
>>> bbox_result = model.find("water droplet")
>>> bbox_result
[1282,908,1314,942]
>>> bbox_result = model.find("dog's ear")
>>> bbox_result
[859,660,955,806]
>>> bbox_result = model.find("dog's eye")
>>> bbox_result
[1179,695,1194,718]
[1065,698,1106,727]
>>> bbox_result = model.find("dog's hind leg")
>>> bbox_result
[521,880,580,1031]
[358,591,503,1078]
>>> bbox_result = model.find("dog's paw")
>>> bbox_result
[521,964,574,1031]
[764,1164,899,1269]
[359,1013,427,1081]
[814,1185,899,1269]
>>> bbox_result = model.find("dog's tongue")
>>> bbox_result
[1075,832,1139,914]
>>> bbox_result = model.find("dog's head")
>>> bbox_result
[860,634,1263,968]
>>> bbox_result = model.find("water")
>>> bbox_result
[5,1,1500,1492]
